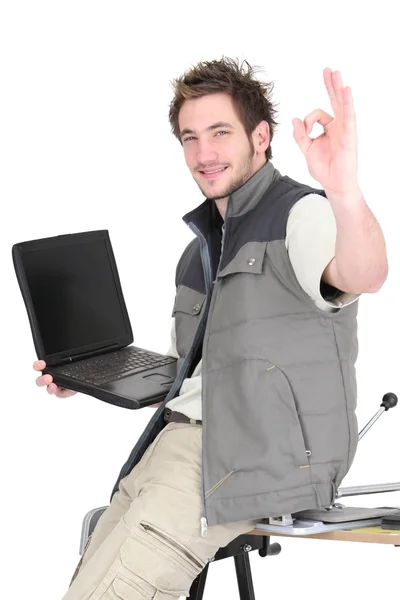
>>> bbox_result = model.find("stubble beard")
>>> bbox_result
[197,146,255,201]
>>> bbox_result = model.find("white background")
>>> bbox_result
[1,1,399,598]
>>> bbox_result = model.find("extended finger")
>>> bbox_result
[55,388,77,398]
[341,86,357,139]
[33,360,46,371]
[48,383,75,397]
[36,374,53,387]
[332,70,345,117]
[324,67,340,117]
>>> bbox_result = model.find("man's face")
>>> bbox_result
[178,93,263,200]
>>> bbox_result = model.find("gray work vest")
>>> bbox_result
[112,163,359,529]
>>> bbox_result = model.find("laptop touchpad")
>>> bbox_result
[142,373,174,383]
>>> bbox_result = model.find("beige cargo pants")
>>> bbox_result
[63,422,258,599]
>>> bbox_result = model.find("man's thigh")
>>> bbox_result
[122,422,257,562]
[70,420,171,578]
[65,422,257,599]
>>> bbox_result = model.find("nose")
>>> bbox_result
[196,138,218,166]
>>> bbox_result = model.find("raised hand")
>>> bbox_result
[292,68,359,197]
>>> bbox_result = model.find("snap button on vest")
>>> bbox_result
[247,258,256,266]
[192,304,201,314]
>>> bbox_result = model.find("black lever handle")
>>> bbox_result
[381,393,398,411]
[358,392,398,441]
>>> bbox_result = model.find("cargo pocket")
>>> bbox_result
[118,523,206,598]
[102,573,152,599]
[139,521,205,572]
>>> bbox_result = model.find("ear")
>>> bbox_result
[252,120,270,154]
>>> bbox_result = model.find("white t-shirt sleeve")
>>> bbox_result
[165,318,179,358]
[286,193,360,311]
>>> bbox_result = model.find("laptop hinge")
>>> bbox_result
[60,343,121,364]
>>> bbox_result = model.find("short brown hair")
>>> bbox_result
[169,57,279,161]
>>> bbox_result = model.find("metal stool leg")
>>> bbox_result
[187,563,209,600]
[234,552,256,600]
[184,534,279,599]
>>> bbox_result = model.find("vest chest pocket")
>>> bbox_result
[172,285,206,359]
[217,240,268,280]
[213,241,269,323]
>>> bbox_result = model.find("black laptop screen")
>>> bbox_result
[20,236,130,357]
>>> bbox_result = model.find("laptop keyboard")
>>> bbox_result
[58,347,176,385]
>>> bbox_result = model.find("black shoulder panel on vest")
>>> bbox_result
[175,238,206,294]
[219,176,327,272]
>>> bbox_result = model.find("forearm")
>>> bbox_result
[326,188,389,293]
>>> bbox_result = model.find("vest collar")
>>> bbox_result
[227,160,281,217]
[182,161,282,236]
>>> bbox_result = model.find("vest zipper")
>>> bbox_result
[188,202,233,536]
[187,222,214,536]
[200,517,208,537]
[190,201,233,533]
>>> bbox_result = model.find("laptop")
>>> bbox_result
[12,230,177,409]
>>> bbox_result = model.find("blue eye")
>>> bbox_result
[216,131,228,136]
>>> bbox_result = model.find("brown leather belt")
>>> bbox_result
[164,407,202,425]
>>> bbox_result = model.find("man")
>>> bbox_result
[34,58,388,599]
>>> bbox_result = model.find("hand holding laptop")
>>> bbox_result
[33,359,162,407]
[33,360,161,408]
[33,359,76,398]
[15,229,177,410]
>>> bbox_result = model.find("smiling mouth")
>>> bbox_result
[198,166,228,180]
